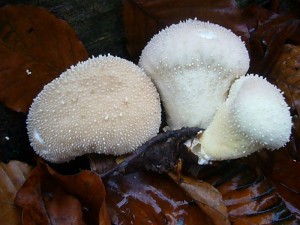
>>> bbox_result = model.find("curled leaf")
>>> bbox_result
[0,4,88,112]
[168,172,230,225]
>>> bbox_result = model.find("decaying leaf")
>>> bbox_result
[0,4,88,112]
[197,159,300,224]
[268,44,300,160]
[0,160,32,225]
[122,0,248,62]
[104,170,215,225]
[15,160,110,225]
[168,172,230,225]
[243,6,300,76]
[265,149,300,221]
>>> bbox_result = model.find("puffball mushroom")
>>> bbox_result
[188,74,292,164]
[26,55,161,163]
[139,19,250,129]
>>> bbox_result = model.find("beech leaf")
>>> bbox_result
[268,44,300,160]
[168,172,230,225]
[104,170,215,225]
[244,6,300,76]
[196,159,300,224]
[266,149,300,220]
[0,4,88,112]
[15,160,110,225]
[0,160,32,225]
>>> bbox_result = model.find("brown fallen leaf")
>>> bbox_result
[243,5,300,76]
[0,160,32,225]
[197,159,300,224]
[168,172,230,225]
[122,0,248,63]
[268,44,300,161]
[265,149,300,221]
[15,160,110,225]
[0,4,88,112]
[104,170,214,225]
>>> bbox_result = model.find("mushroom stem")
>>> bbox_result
[188,75,292,164]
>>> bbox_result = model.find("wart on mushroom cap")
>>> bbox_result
[188,74,292,164]
[26,55,161,163]
[139,19,250,130]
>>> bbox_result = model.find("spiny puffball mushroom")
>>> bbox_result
[188,74,292,164]
[26,55,161,163]
[139,19,250,130]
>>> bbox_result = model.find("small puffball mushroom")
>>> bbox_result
[139,19,250,129]
[188,74,292,164]
[26,55,161,163]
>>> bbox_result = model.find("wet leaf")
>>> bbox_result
[15,160,110,225]
[243,6,300,76]
[104,170,215,225]
[266,149,300,220]
[0,4,88,112]
[0,160,32,225]
[168,172,230,225]
[197,159,299,224]
[268,44,300,161]
[122,0,248,62]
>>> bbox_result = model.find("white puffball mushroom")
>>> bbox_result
[26,55,161,163]
[188,74,292,164]
[139,19,250,129]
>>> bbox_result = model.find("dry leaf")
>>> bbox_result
[15,160,110,225]
[122,0,248,63]
[0,4,88,112]
[168,172,230,225]
[0,160,32,225]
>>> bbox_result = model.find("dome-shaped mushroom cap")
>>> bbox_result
[229,75,292,149]
[26,55,161,163]
[139,19,249,76]
[139,19,250,129]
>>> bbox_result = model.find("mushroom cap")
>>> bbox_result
[26,55,161,163]
[139,19,249,129]
[229,74,292,149]
[197,74,292,163]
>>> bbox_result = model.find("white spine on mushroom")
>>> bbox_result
[26,55,161,163]
[139,19,250,129]
[189,74,292,164]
